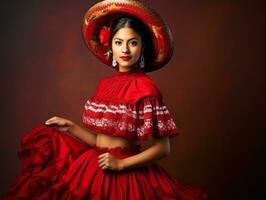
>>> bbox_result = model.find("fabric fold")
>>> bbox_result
[4,126,208,200]
[4,124,89,200]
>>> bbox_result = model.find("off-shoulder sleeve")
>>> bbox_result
[136,96,181,141]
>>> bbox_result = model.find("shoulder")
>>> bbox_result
[97,74,113,85]
[133,73,162,98]
[94,73,116,90]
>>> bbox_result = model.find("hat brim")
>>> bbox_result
[82,0,174,72]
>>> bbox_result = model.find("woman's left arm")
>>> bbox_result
[120,136,170,170]
[98,136,171,171]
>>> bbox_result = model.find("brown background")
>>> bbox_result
[0,0,265,199]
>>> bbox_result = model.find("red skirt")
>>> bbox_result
[4,124,208,200]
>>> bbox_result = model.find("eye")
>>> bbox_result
[114,41,122,46]
[130,41,138,47]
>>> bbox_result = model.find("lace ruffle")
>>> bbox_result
[82,96,181,141]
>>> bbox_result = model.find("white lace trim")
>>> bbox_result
[82,114,177,137]
[84,99,170,119]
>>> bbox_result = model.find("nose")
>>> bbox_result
[122,43,130,54]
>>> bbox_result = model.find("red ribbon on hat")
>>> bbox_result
[99,26,111,47]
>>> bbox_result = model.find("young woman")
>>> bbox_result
[5,1,208,199]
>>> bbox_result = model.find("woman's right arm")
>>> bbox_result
[68,122,97,146]
[45,116,97,147]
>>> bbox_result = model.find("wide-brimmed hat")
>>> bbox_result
[82,0,174,72]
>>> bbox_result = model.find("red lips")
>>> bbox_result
[120,56,132,61]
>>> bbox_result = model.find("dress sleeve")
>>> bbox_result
[136,96,181,141]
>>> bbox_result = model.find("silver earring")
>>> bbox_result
[112,56,117,67]
[140,53,145,68]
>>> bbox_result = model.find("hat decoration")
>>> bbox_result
[99,26,111,47]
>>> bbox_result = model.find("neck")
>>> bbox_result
[116,67,143,75]
[118,63,140,72]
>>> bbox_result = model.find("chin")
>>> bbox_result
[118,61,137,69]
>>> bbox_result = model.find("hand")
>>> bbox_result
[45,116,75,132]
[98,152,125,171]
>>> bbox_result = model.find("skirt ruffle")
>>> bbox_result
[4,124,208,200]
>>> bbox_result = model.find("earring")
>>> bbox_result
[112,56,117,67]
[140,53,145,68]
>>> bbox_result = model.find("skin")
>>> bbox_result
[45,27,171,171]
[111,27,142,72]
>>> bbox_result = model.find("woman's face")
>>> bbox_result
[111,27,142,71]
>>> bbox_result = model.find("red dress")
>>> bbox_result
[4,68,208,200]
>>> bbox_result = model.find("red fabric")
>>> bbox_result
[82,68,181,141]
[93,68,162,103]
[4,69,208,199]
[4,124,89,200]
[4,124,208,200]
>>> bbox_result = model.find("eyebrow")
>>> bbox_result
[113,37,138,41]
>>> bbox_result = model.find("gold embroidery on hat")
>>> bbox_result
[89,40,98,49]
[89,4,121,22]
[108,4,121,11]
[84,18,88,26]
[156,49,164,62]
[151,25,163,39]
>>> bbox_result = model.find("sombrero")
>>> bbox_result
[82,0,174,72]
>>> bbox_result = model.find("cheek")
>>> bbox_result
[111,46,120,58]
[131,48,142,59]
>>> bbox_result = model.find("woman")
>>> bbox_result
[5,1,208,199]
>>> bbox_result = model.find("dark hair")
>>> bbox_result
[109,15,154,68]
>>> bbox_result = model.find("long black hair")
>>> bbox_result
[109,15,154,68]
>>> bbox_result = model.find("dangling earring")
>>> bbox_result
[140,53,145,68]
[112,56,117,67]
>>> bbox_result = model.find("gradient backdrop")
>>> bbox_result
[0,0,265,199]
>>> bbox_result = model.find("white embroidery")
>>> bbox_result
[84,99,170,119]
[82,114,177,138]
[136,118,176,137]
[85,101,137,118]
[82,114,136,132]
[143,104,170,115]
[82,99,177,138]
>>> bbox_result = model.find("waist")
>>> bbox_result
[92,143,142,159]
[96,133,141,150]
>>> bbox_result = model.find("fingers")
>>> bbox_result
[98,153,122,171]
[98,153,111,170]
[98,153,109,164]
[45,116,57,125]
[45,116,64,125]
[99,160,109,169]
[98,153,109,160]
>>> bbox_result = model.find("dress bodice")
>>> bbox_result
[82,68,180,141]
